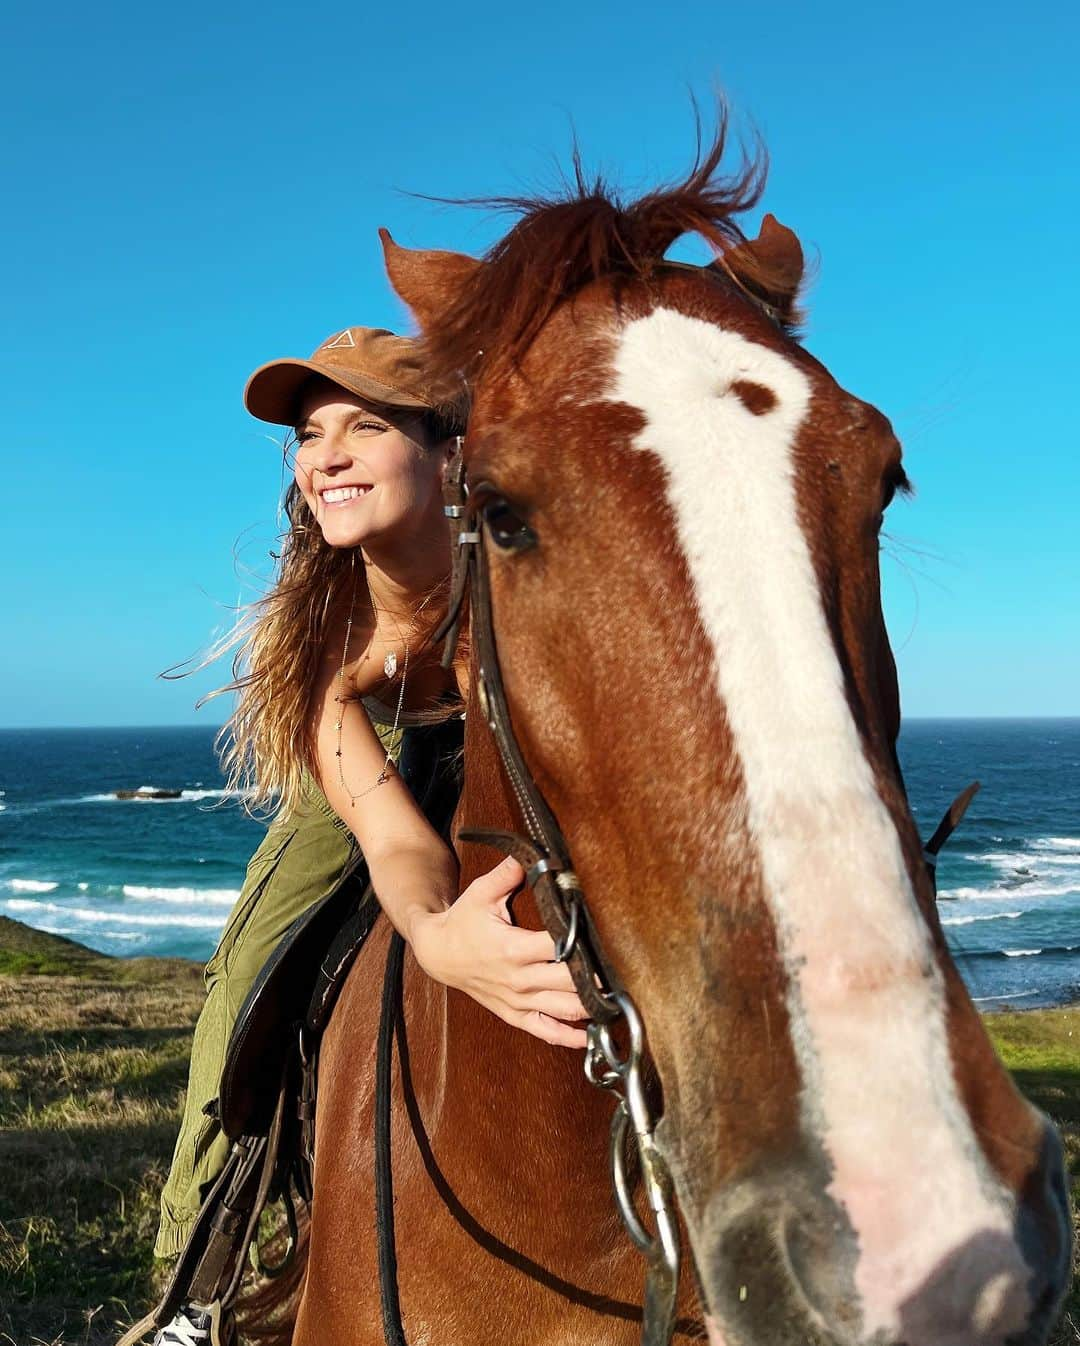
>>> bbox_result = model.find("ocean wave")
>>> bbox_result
[972,989,1040,1003]
[1033,836,1080,852]
[937,878,1079,901]
[6,878,59,893]
[956,944,1080,962]
[121,884,239,906]
[975,850,1080,871]
[34,924,145,943]
[5,898,222,929]
[941,911,1022,926]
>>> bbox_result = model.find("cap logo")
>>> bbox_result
[320,330,356,351]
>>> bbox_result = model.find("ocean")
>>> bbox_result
[0,721,1077,1008]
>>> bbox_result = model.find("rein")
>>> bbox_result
[431,446,681,1341]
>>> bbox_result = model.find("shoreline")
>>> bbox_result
[3,914,1078,1015]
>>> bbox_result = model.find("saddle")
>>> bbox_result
[116,716,464,1346]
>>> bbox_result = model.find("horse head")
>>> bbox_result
[382,122,1071,1346]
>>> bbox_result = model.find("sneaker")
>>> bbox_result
[152,1306,211,1346]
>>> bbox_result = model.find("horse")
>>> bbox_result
[249,121,1072,1346]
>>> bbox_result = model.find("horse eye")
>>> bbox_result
[482,497,537,552]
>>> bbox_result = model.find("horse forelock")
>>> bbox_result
[414,110,812,395]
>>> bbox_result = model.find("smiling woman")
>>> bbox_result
[226,327,467,818]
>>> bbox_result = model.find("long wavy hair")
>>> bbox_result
[195,398,468,819]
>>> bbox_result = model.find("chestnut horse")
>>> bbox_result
[254,127,1071,1346]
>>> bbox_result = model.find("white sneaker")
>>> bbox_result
[152,1306,211,1346]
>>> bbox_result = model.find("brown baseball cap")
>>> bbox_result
[243,326,435,426]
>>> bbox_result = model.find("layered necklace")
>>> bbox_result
[334,571,436,804]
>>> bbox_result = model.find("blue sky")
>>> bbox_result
[1,0,1076,726]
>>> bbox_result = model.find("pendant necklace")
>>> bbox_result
[334,575,435,804]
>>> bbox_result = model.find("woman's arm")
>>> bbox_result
[312,667,588,1048]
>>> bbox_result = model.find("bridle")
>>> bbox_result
[433,442,683,1344]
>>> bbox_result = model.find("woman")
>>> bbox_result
[153,327,587,1345]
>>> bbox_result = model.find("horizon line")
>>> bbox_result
[0,715,1078,733]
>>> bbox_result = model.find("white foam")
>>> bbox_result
[1033,836,1080,851]
[938,878,1080,901]
[977,850,1080,870]
[973,990,1040,1003]
[941,911,1022,926]
[33,924,144,944]
[7,878,59,893]
[996,947,1077,958]
[121,884,239,906]
[5,898,222,929]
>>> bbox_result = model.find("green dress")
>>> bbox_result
[155,712,403,1258]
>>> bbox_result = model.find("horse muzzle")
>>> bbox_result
[680,1126,1071,1346]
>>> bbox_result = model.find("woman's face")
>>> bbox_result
[292,381,445,551]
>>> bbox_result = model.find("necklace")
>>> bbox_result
[334,575,436,804]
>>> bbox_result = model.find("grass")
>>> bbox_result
[0,920,204,1346]
[0,916,1075,1344]
[985,1007,1080,1343]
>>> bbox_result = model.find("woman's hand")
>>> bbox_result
[408,855,589,1048]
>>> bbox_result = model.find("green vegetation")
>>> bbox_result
[986,1007,1079,1343]
[0,918,1076,1344]
[0,920,204,1345]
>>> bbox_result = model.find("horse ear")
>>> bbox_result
[717,213,805,322]
[380,228,483,332]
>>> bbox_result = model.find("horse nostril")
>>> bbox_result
[1020,1125,1074,1327]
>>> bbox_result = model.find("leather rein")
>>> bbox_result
[375,444,683,1346]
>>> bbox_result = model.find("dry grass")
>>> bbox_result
[0,926,204,1346]
[0,919,1075,1345]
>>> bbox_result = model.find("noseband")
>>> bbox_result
[434,444,683,1344]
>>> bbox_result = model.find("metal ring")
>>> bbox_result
[585,1024,621,1091]
[595,994,643,1076]
[553,896,580,963]
[526,856,555,886]
[610,1101,658,1257]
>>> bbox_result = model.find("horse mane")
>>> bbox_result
[421,110,787,387]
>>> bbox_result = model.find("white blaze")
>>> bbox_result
[609,308,1027,1340]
